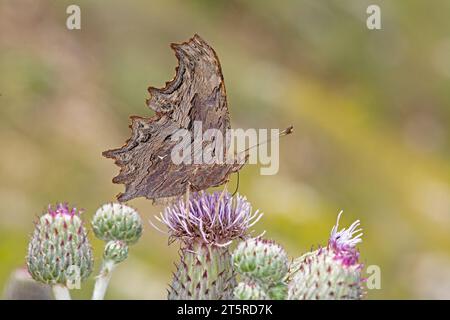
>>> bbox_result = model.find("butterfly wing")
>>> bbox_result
[103,35,243,202]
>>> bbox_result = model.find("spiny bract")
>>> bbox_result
[169,242,236,300]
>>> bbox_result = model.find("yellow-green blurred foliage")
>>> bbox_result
[1,0,450,299]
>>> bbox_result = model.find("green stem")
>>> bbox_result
[92,260,116,300]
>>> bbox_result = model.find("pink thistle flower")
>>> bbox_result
[328,210,363,267]
[46,203,82,217]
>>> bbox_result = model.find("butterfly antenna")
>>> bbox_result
[239,125,294,155]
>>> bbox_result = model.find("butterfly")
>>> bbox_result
[103,35,248,202]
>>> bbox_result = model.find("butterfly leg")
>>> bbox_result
[231,171,240,196]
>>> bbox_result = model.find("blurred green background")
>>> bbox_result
[1,0,450,299]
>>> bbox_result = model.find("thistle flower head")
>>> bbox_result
[232,238,289,285]
[287,212,365,300]
[27,203,93,286]
[328,210,363,266]
[92,203,143,245]
[154,192,263,246]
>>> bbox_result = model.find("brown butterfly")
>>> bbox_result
[103,35,248,202]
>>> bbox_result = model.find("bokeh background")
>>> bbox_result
[1,0,450,299]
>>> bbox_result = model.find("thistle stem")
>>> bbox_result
[92,260,116,300]
[52,285,71,300]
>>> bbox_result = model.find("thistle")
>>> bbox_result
[232,238,289,300]
[92,203,143,245]
[287,211,365,300]
[92,203,142,300]
[26,203,93,300]
[153,191,263,300]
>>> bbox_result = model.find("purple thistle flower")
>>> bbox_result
[328,210,363,267]
[47,203,82,217]
[152,191,263,246]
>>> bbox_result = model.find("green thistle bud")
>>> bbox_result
[92,203,143,245]
[103,240,128,264]
[232,238,289,286]
[234,282,268,300]
[26,203,93,286]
